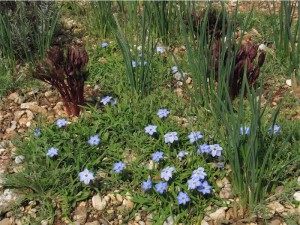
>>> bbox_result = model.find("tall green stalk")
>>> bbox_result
[87,1,113,38]
[113,2,156,98]
[269,1,300,87]
[213,73,298,208]
[152,1,180,45]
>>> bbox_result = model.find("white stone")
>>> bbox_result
[26,121,31,127]
[286,79,292,87]
[6,121,17,133]
[293,191,300,202]
[116,194,123,202]
[209,207,227,220]
[163,215,176,225]
[258,44,267,51]
[201,220,209,225]
[40,220,49,225]
[15,155,25,164]
[92,195,107,211]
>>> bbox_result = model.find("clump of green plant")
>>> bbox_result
[0,1,60,62]
[33,45,89,116]
[113,2,156,98]
[269,1,300,87]
[213,75,299,209]
[86,1,114,38]
[151,1,181,45]
[0,59,14,96]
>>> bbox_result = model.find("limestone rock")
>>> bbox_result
[73,205,87,224]
[20,102,47,114]
[15,155,25,164]
[14,111,26,122]
[0,189,20,213]
[293,191,300,202]
[267,201,285,214]
[85,222,100,225]
[6,121,17,133]
[268,219,281,225]
[7,92,19,101]
[201,220,209,225]
[209,207,227,221]
[0,218,12,225]
[92,194,107,211]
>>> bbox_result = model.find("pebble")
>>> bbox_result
[219,188,233,199]
[6,121,17,133]
[85,222,100,225]
[40,220,48,225]
[163,216,174,225]
[92,194,107,211]
[293,191,300,202]
[0,218,12,225]
[267,201,284,214]
[14,155,25,164]
[286,79,292,87]
[72,205,87,224]
[201,220,209,225]
[268,219,281,225]
[116,194,123,202]
[0,189,20,213]
[7,92,19,101]
[209,207,227,220]
[99,219,109,225]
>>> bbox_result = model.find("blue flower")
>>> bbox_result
[101,42,108,48]
[111,99,117,105]
[217,162,224,169]
[171,66,178,73]
[269,124,281,135]
[101,96,112,105]
[177,192,190,205]
[187,178,202,190]
[46,147,58,158]
[34,128,41,137]
[155,181,167,194]
[240,126,250,135]
[164,132,178,144]
[177,151,188,160]
[56,119,67,128]
[145,125,157,136]
[132,60,137,68]
[188,131,203,143]
[210,144,223,157]
[88,134,100,146]
[138,61,147,66]
[198,180,212,195]
[142,179,152,191]
[157,109,170,118]
[191,167,207,180]
[113,161,126,174]
[161,166,175,181]
[78,169,94,185]
[156,46,166,53]
[138,53,143,57]
[197,144,211,154]
[152,151,164,162]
